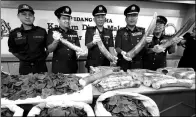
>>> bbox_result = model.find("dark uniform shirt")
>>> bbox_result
[178,33,196,71]
[47,27,80,74]
[85,26,114,69]
[8,25,48,61]
[143,35,172,70]
[8,25,48,75]
[115,26,145,71]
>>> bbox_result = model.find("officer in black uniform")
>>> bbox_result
[115,4,145,72]
[177,25,196,71]
[8,4,48,75]
[85,5,116,72]
[143,15,176,70]
[47,6,81,74]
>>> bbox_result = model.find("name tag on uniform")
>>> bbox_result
[132,32,142,36]
[68,35,77,38]
[104,36,110,38]
[33,36,44,39]
[15,37,26,40]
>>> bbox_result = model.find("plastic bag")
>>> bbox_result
[95,91,159,116]
[27,101,95,116]
[1,103,24,116]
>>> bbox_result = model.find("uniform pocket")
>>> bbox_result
[34,36,44,43]
[15,38,27,45]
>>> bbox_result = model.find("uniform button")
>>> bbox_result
[56,60,58,62]
[67,48,69,50]
[137,40,139,42]
[153,63,154,64]
[31,63,34,66]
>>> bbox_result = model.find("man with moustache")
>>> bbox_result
[8,4,48,75]
[47,6,82,74]
[143,15,177,70]
[115,4,145,72]
[85,5,117,72]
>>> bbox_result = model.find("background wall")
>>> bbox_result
[1,1,195,56]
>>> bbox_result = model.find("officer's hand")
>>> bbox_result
[146,36,153,43]
[153,45,166,53]
[171,37,181,45]
[123,54,132,61]
[53,31,62,41]
[110,62,117,66]
[111,56,118,64]
[53,39,60,45]
[76,50,87,58]
[92,35,101,45]
[160,39,167,44]
[121,51,127,56]
[113,56,118,61]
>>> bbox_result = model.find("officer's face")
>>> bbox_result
[154,22,165,33]
[94,15,106,27]
[17,11,35,25]
[125,14,138,26]
[58,15,71,28]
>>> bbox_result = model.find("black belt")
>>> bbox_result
[20,60,45,66]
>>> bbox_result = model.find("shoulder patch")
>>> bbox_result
[69,29,77,33]
[86,26,96,31]
[35,26,46,31]
[104,28,113,32]
[137,26,145,31]
[117,27,126,33]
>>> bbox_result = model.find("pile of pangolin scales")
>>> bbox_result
[103,95,152,117]
[1,72,83,100]
[36,107,87,117]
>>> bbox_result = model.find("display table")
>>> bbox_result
[77,73,196,116]
[3,73,196,117]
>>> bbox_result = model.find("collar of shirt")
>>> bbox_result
[19,24,36,32]
[126,26,139,32]
[95,26,106,34]
[153,34,165,40]
[58,27,71,33]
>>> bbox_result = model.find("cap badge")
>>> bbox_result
[17,32,22,38]
[157,17,160,20]
[66,8,69,12]
[23,5,29,9]
[99,6,103,11]
[131,6,135,10]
